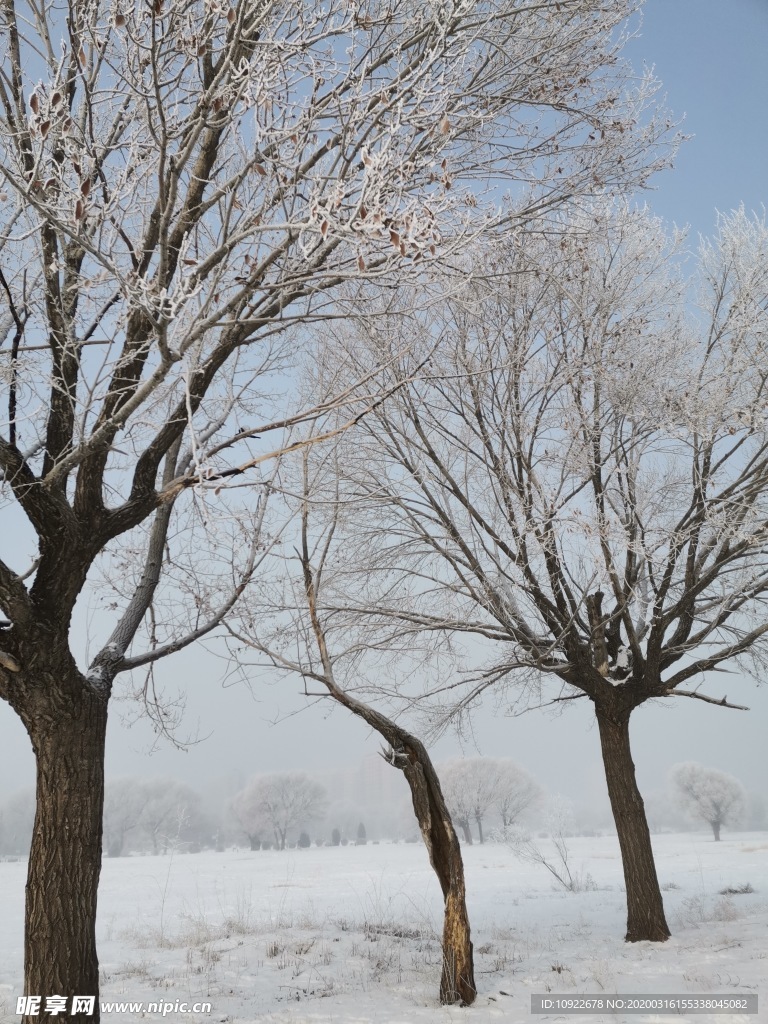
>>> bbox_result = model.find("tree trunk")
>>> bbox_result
[298,673,476,1003]
[107,835,124,857]
[22,681,108,1023]
[595,703,670,942]
[711,821,721,841]
[475,813,484,844]
[401,747,476,1005]
[458,817,473,845]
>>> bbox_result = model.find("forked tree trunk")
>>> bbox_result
[21,677,108,1023]
[595,702,670,942]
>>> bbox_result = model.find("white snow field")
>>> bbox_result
[0,833,765,1024]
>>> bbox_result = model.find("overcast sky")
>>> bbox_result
[1,0,767,814]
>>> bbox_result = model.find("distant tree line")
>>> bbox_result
[0,758,758,861]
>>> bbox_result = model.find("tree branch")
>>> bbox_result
[0,556,32,627]
[663,688,749,711]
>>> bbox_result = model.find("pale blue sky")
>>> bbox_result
[1,0,766,813]
[628,0,767,236]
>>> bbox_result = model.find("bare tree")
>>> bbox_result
[670,762,746,842]
[493,759,543,830]
[136,778,205,854]
[231,785,271,850]
[307,204,768,943]
[439,761,478,844]
[440,757,541,843]
[102,777,150,857]
[0,0,676,1010]
[226,451,478,1003]
[233,773,327,850]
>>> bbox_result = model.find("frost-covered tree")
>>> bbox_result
[303,204,768,943]
[491,760,543,829]
[230,454,485,1001]
[439,761,478,844]
[231,780,272,850]
[233,774,327,851]
[102,777,150,857]
[136,778,205,854]
[670,762,746,841]
[0,0,676,1010]
[439,758,541,843]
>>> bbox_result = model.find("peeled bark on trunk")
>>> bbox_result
[300,676,476,1002]
[297,543,476,1003]
[22,679,108,1023]
[595,702,670,943]
[400,743,476,1005]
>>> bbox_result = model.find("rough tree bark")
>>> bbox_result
[4,643,108,1024]
[594,698,670,942]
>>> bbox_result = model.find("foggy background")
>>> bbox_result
[1,0,767,833]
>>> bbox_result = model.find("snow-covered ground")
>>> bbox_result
[0,833,764,1023]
